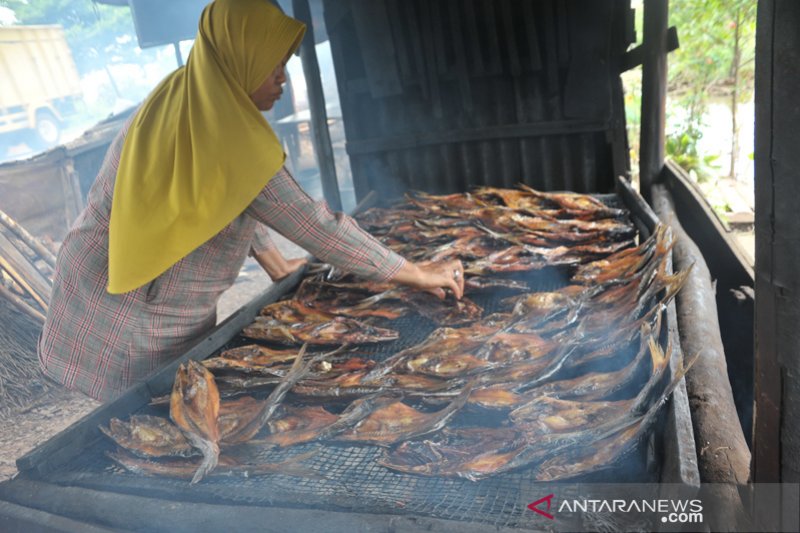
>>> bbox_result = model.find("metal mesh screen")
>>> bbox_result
[31,195,666,529]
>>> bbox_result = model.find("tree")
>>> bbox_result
[668,0,756,179]
[0,0,155,75]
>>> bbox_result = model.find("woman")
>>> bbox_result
[38,0,463,402]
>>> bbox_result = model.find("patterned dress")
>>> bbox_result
[39,118,405,401]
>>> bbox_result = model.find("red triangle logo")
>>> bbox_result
[527,494,555,520]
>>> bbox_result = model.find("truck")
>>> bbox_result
[0,25,82,155]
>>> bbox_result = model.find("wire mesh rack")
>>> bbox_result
[21,193,670,530]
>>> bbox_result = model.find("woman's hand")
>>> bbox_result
[254,247,307,281]
[390,259,465,300]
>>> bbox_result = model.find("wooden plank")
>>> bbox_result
[638,0,669,201]
[430,1,449,79]
[498,1,521,77]
[620,26,679,72]
[753,0,800,483]
[446,0,473,112]
[653,185,750,528]
[0,229,51,312]
[462,0,485,76]
[555,0,570,67]
[293,0,343,212]
[401,0,429,99]
[346,119,608,156]
[479,0,503,76]
[521,1,543,71]
[0,283,45,323]
[0,208,57,268]
[563,0,614,119]
[0,499,120,533]
[663,162,755,444]
[541,0,561,99]
[663,161,753,278]
[419,0,443,119]
[384,0,412,81]
[618,176,700,487]
[0,479,525,533]
[349,0,403,98]
[752,0,780,483]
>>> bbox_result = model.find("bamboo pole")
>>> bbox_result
[0,283,45,324]
[0,231,51,313]
[0,208,57,270]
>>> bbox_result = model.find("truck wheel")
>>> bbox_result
[32,109,61,150]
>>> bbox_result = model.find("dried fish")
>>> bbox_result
[99,415,195,458]
[466,386,524,409]
[112,188,696,487]
[243,316,398,345]
[169,360,221,483]
[203,344,300,370]
[334,382,474,446]
[222,344,317,443]
[353,288,483,327]
[250,405,339,447]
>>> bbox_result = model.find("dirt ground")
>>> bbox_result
[0,234,304,482]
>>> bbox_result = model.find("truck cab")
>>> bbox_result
[0,25,82,155]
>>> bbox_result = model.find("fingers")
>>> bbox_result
[452,259,464,299]
[288,258,308,272]
[272,257,307,281]
[431,260,463,300]
[440,259,463,300]
[405,259,464,300]
[426,287,446,300]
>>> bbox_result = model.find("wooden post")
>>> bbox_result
[753,0,800,483]
[638,0,669,202]
[292,0,343,212]
[173,42,184,67]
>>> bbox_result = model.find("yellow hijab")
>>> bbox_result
[108,0,305,294]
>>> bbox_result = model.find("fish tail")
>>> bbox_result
[647,335,670,374]
[352,290,393,310]
[282,344,322,388]
[661,263,694,301]
[444,380,476,414]
[190,440,220,484]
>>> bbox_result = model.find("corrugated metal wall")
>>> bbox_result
[323,0,633,201]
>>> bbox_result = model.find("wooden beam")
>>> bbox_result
[292,0,343,212]
[0,283,45,324]
[0,479,525,533]
[0,230,51,312]
[638,0,669,201]
[653,185,750,529]
[621,26,679,72]
[346,119,608,156]
[753,0,800,483]
[0,208,57,269]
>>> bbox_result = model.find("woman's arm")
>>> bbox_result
[245,167,463,298]
[391,259,464,300]
[253,246,307,281]
[250,223,307,281]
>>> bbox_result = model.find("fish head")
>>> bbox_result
[170,360,220,442]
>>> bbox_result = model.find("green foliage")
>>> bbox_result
[665,126,720,183]
[0,0,156,74]
[668,0,757,131]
